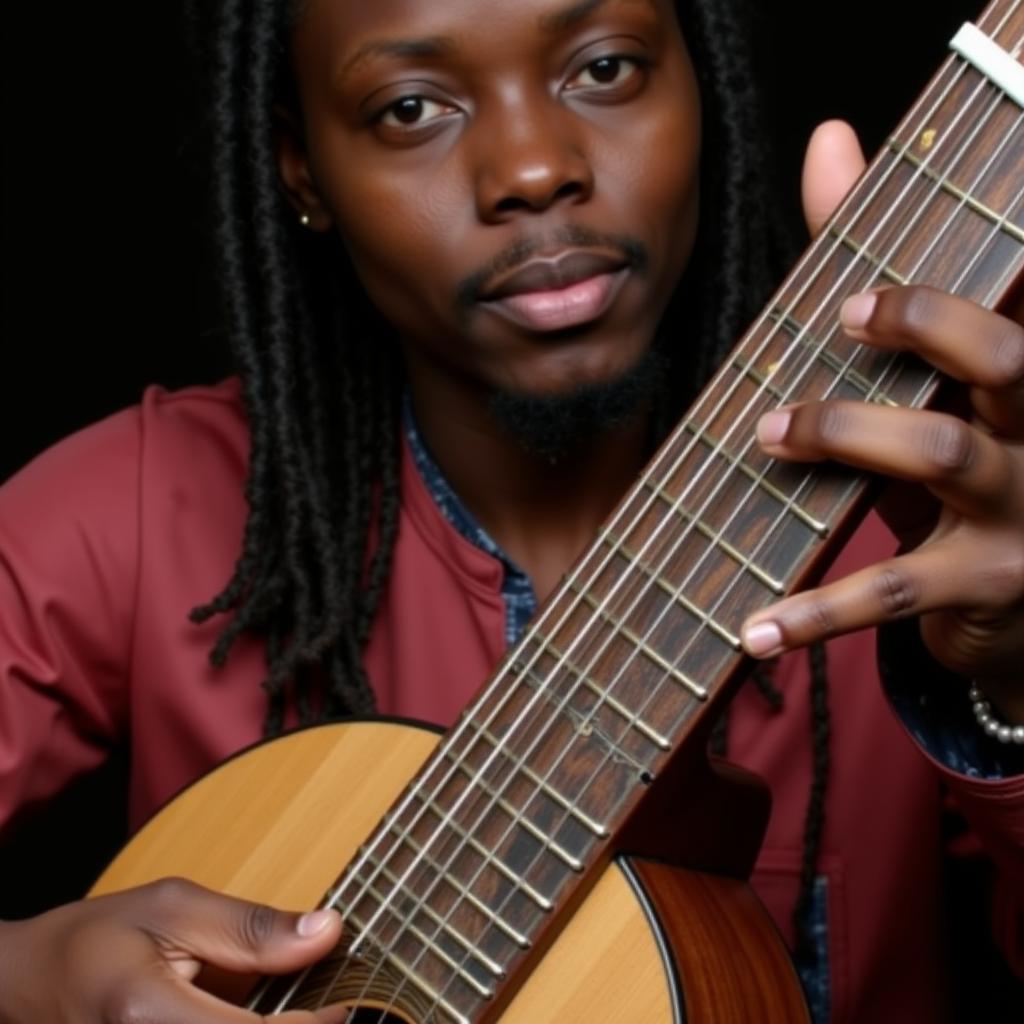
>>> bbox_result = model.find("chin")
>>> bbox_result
[487,338,668,462]
[494,322,657,398]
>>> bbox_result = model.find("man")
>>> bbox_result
[0,0,1021,1020]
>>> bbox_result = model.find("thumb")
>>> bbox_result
[801,119,867,237]
[132,878,343,980]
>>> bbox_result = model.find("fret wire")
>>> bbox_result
[765,308,900,407]
[401,14,1024,1015]
[679,420,829,534]
[327,903,472,1023]
[982,190,1024,305]
[400,828,533,948]
[827,223,910,284]
[638,476,786,593]
[441,750,586,871]
[514,644,672,749]
[472,723,613,835]
[360,852,508,978]
[506,634,665,761]
[891,138,1024,244]
[348,868,498,997]
[405,790,556,911]
[601,525,744,646]
[299,14,1024,1015]
[909,163,1024,408]
[566,579,709,697]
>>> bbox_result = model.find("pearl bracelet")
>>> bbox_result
[969,683,1024,745]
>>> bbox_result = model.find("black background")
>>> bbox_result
[1,0,1021,1016]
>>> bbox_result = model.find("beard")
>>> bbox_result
[487,343,670,465]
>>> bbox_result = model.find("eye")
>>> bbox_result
[567,55,644,91]
[378,95,456,129]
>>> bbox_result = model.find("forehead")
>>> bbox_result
[289,0,673,82]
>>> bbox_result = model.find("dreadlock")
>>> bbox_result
[183,0,829,971]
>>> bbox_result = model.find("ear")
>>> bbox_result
[272,100,331,231]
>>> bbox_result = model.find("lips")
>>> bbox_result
[477,250,632,333]
[479,250,630,302]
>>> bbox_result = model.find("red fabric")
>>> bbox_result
[1,378,1021,1022]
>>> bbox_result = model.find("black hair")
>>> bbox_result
[183,0,826,970]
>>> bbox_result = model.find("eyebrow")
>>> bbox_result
[340,37,456,82]
[539,0,609,33]
[338,0,649,82]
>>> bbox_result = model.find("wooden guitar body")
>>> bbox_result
[91,720,808,1022]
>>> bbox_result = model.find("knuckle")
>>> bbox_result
[921,418,975,474]
[816,402,850,445]
[988,324,1024,387]
[989,542,1024,600]
[143,876,197,913]
[237,901,279,949]
[885,284,939,336]
[872,570,918,616]
[102,981,155,1024]
[800,599,836,638]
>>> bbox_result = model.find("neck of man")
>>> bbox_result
[406,360,655,604]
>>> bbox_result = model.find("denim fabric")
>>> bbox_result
[403,395,538,647]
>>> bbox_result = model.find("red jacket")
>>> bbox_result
[0,378,1021,1022]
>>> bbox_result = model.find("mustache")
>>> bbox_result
[455,224,648,311]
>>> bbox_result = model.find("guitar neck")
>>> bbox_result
[289,3,1024,1020]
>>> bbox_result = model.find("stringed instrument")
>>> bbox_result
[90,2,1024,1019]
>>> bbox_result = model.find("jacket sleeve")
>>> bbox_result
[0,407,141,841]
[877,616,1024,976]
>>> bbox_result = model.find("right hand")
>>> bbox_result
[0,877,349,1023]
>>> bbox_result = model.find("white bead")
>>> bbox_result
[969,681,1024,744]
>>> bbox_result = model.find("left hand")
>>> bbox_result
[739,120,1024,720]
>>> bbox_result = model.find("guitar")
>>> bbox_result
[91,1,1024,1020]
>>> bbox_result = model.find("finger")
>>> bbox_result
[130,878,343,976]
[801,120,867,236]
[839,285,1024,433]
[739,539,995,657]
[756,400,1015,518]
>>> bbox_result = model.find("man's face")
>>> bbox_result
[279,0,701,405]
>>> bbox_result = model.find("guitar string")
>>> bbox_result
[260,8,1019,1015]
[288,8,1015,1015]
[393,39,1024,1024]
[329,12,1024,1019]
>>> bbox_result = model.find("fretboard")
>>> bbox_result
[259,2,1024,1019]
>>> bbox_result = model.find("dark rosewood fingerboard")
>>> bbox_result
[258,1,1024,1020]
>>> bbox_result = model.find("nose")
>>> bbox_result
[473,94,594,222]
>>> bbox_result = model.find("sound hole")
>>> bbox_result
[348,1009,412,1024]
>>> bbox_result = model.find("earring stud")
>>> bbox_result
[299,212,311,227]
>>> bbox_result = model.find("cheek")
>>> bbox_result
[598,70,702,291]
[315,154,465,333]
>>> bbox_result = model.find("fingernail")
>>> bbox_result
[757,409,791,446]
[840,291,877,331]
[297,909,336,937]
[743,621,784,657]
